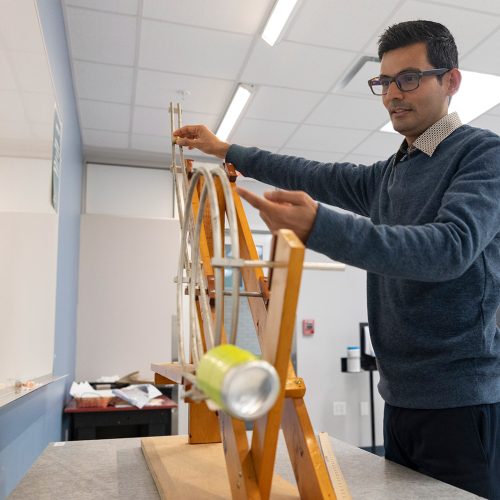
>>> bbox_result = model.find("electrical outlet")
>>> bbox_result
[360,401,370,416]
[333,401,346,416]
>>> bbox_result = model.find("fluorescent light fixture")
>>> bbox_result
[380,69,500,133]
[261,0,299,46]
[216,85,253,142]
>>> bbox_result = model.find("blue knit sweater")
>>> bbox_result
[226,124,500,409]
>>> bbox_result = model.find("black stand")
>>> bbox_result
[360,322,378,453]
[368,369,376,453]
[340,322,379,454]
[340,359,377,454]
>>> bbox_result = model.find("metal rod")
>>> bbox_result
[186,286,261,298]
[211,257,345,271]
[223,290,262,297]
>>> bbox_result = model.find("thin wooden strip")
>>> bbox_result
[150,362,194,384]
[318,432,352,500]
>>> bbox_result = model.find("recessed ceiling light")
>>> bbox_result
[261,0,299,47]
[216,85,253,142]
[381,69,500,133]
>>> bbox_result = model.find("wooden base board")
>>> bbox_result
[142,435,299,499]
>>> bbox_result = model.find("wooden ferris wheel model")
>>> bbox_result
[141,102,351,499]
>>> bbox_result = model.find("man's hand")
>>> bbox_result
[236,186,318,244]
[172,124,230,159]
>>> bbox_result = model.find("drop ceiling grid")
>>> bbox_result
[61,0,500,166]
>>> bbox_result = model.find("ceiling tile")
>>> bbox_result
[245,86,323,123]
[230,118,297,149]
[286,0,400,51]
[0,50,17,91]
[65,0,139,15]
[279,148,344,163]
[307,95,388,130]
[460,30,500,76]
[242,39,356,92]
[350,131,402,158]
[431,0,500,15]
[469,114,500,135]
[364,1,499,56]
[142,0,272,34]
[31,122,54,142]
[11,52,54,93]
[132,106,170,136]
[341,60,380,96]
[0,90,25,117]
[82,129,130,149]
[23,92,55,124]
[488,104,500,117]
[175,110,218,132]
[0,120,31,140]
[135,70,233,115]
[138,20,251,79]
[65,7,137,65]
[73,61,134,103]
[286,124,371,153]
[0,0,45,52]
[133,106,217,136]
[79,99,131,132]
[131,134,169,153]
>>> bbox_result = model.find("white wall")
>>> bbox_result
[0,157,57,383]
[297,253,384,447]
[85,163,173,218]
[76,214,179,380]
[0,158,53,212]
[76,163,178,381]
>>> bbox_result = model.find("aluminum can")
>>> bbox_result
[196,344,280,420]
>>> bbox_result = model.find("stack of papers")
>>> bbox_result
[113,384,162,409]
[70,381,100,398]
[70,382,114,399]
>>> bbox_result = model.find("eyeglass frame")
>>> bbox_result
[367,68,450,95]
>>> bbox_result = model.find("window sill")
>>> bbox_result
[0,374,66,409]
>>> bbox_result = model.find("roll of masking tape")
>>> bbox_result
[196,344,280,420]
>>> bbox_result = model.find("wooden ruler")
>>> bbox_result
[318,432,352,500]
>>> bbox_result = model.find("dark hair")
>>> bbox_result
[378,20,458,70]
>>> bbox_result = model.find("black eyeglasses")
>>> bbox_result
[368,68,450,95]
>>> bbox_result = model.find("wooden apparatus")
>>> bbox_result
[142,103,350,499]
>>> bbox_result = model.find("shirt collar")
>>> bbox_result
[398,112,463,158]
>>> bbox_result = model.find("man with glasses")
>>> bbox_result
[174,20,500,498]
